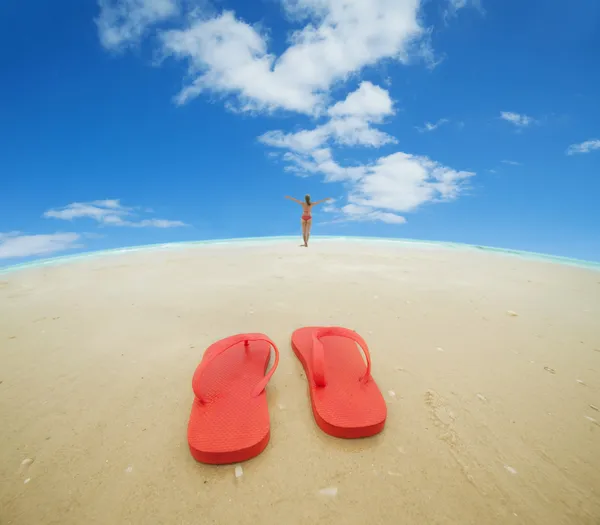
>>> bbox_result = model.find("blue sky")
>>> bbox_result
[1,0,599,264]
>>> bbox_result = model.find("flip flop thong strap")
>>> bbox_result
[193,333,280,403]
[311,327,372,388]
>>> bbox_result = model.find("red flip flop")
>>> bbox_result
[291,326,386,438]
[188,333,280,464]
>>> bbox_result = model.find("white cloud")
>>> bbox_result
[349,152,474,213]
[43,200,187,228]
[417,118,449,132]
[129,218,187,228]
[281,147,366,182]
[500,111,535,128]
[328,81,395,121]
[260,117,396,151]
[271,139,474,222]
[0,232,82,260]
[340,203,407,224]
[327,116,397,147]
[259,82,397,156]
[159,1,430,114]
[96,1,473,226]
[260,81,474,224]
[96,0,180,50]
[566,139,600,156]
[501,159,522,166]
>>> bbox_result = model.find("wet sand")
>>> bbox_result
[1,239,599,525]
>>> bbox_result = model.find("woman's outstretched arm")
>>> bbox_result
[285,196,303,204]
[311,197,333,206]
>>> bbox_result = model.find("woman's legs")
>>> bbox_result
[301,220,308,246]
[305,219,312,246]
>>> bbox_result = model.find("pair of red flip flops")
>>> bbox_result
[187,326,387,465]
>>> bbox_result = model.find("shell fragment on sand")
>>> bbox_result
[319,487,338,496]
[506,310,519,317]
[234,465,243,479]
[504,465,518,475]
[19,458,34,473]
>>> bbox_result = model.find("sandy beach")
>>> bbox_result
[1,238,599,525]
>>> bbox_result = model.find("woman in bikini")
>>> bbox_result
[285,194,332,247]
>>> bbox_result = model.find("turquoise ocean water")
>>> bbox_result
[1,236,599,275]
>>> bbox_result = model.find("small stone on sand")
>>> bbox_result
[388,390,396,398]
[504,465,518,475]
[476,393,487,402]
[125,465,133,473]
[544,367,556,374]
[576,379,586,385]
[507,310,519,317]
[24,478,31,484]
[436,347,444,352]
[234,465,243,478]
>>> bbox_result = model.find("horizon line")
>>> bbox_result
[1,235,599,274]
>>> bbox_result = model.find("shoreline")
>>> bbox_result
[2,235,599,274]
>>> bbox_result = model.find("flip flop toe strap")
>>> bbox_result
[311,327,372,388]
[193,333,280,403]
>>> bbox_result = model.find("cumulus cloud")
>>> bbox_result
[0,232,82,260]
[259,82,397,157]
[43,199,187,228]
[500,111,536,128]
[158,0,431,114]
[348,152,475,212]
[566,139,600,155]
[266,138,474,223]
[96,0,180,50]
[327,81,395,121]
[259,82,474,224]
